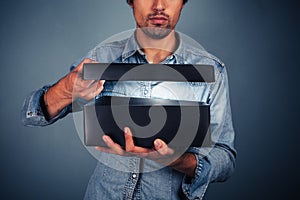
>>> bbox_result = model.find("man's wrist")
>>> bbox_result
[42,82,73,119]
[169,153,196,178]
[40,92,51,120]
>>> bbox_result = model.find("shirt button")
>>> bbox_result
[132,173,137,179]
[144,90,148,95]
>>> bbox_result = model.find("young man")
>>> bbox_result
[22,0,236,199]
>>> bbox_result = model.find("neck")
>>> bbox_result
[135,28,178,64]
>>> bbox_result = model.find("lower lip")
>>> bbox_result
[150,19,167,24]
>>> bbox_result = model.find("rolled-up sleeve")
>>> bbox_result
[181,66,237,200]
[21,85,71,127]
[21,56,92,127]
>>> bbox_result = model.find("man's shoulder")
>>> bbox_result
[178,33,225,69]
[181,41,225,73]
[92,37,129,53]
[87,36,131,63]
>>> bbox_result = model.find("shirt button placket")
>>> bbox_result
[132,173,137,179]
[124,172,139,199]
[143,82,151,97]
[124,159,140,200]
[144,89,148,96]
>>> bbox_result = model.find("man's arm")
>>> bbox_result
[168,152,196,178]
[181,66,236,199]
[22,58,105,126]
[43,58,105,119]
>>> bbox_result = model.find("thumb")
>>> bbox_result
[73,58,95,72]
[154,139,171,156]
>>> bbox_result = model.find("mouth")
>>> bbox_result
[149,15,168,25]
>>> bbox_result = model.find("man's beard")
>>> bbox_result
[138,12,173,39]
[140,26,172,40]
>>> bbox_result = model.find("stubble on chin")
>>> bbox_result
[140,26,172,40]
[137,12,173,39]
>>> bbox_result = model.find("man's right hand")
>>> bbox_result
[43,58,105,119]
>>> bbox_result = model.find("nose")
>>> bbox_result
[152,0,166,12]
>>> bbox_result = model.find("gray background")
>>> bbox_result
[1,0,299,199]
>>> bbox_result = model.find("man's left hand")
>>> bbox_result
[95,127,197,177]
[95,127,176,166]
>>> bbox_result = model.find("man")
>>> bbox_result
[22,0,236,199]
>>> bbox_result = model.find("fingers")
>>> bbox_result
[95,128,174,161]
[124,127,135,151]
[96,128,153,157]
[73,58,105,99]
[154,139,174,156]
[74,79,105,100]
[101,135,125,155]
[99,80,106,86]
[125,127,152,154]
[62,58,105,100]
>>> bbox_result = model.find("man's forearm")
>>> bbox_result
[170,153,197,178]
[43,80,73,120]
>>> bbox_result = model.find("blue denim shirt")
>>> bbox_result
[22,32,236,200]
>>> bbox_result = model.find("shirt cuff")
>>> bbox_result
[21,85,71,126]
[181,153,211,200]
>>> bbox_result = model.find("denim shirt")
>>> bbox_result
[22,32,236,200]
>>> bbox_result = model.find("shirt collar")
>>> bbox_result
[121,31,185,64]
[121,32,140,62]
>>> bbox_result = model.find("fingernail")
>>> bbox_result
[102,135,109,143]
[124,127,130,134]
[155,140,162,148]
